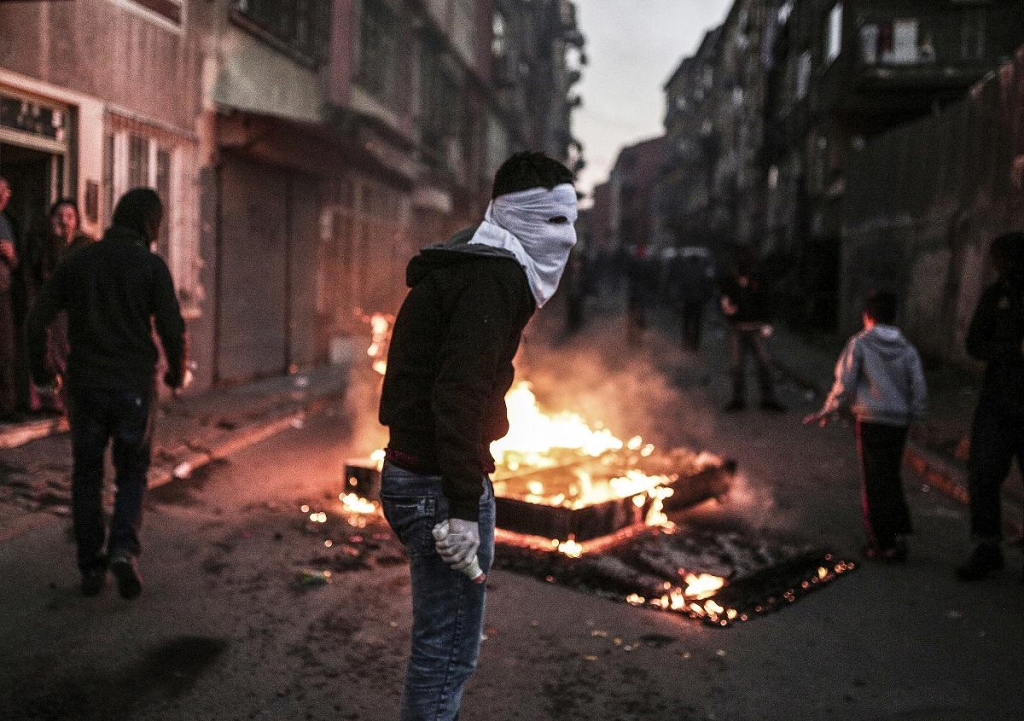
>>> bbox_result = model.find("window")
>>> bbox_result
[891,18,919,65]
[960,6,987,61]
[357,0,401,108]
[492,11,507,59]
[796,51,812,100]
[105,122,180,269]
[826,3,843,65]
[234,0,330,63]
[420,39,462,158]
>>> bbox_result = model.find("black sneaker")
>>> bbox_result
[109,553,143,599]
[955,543,1004,581]
[760,399,787,413]
[80,567,106,597]
[724,400,746,413]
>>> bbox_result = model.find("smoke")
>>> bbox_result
[517,310,721,451]
[342,366,389,458]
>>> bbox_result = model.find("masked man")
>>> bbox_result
[378,152,577,720]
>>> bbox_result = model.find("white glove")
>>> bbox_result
[432,519,484,581]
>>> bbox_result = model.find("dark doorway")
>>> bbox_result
[0,143,62,246]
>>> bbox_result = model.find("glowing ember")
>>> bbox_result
[683,572,726,599]
[364,312,393,376]
[340,493,378,515]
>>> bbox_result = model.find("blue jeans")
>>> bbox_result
[69,386,153,572]
[381,461,495,721]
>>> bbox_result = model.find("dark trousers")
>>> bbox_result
[968,402,1024,541]
[681,301,704,351]
[0,292,16,416]
[856,420,913,548]
[729,328,778,404]
[69,386,153,572]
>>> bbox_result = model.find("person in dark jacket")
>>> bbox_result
[378,151,576,721]
[26,188,187,599]
[0,176,21,422]
[26,198,94,414]
[668,249,714,351]
[956,231,1024,582]
[719,248,785,412]
[804,291,928,561]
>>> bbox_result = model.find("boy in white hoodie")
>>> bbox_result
[804,291,928,561]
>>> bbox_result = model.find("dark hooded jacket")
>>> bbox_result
[379,226,535,522]
[26,189,186,394]
[966,272,1024,414]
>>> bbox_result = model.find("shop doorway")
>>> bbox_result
[0,142,63,246]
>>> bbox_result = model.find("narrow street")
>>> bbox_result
[1,303,1021,721]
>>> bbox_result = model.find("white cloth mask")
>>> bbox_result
[468,183,578,308]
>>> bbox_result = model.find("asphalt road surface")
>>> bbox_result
[1,314,1021,721]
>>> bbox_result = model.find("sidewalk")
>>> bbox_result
[768,324,1023,539]
[0,363,351,538]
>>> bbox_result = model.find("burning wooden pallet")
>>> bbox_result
[346,448,735,544]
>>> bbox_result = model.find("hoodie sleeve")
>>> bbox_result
[820,336,861,415]
[149,255,187,387]
[432,265,530,522]
[907,347,928,422]
[25,259,68,386]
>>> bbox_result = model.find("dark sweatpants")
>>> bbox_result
[968,402,1024,541]
[856,420,913,549]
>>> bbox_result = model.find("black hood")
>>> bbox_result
[406,225,519,287]
[109,188,162,245]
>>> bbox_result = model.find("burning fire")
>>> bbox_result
[362,316,734,615]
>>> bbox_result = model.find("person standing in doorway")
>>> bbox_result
[956,232,1024,582]
[379,151,577,720]
[0,176,21,422]
[804,291,927,561]
[26,188,187,598]
[27,199,94,414]
[719,247,785,412]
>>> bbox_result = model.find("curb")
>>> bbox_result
[148,393,343,490]
[0,417,69,450]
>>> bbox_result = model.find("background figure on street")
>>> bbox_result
[804,291,927,562]
[668,248,714,351]
[719,247,784,412]
[956,231,1024,582]
[562,246,588,334]
[0,177,21,422]
[379,151,577,721]
[625,243,656,344]
[25,199,94,415]
[26,188,187,599]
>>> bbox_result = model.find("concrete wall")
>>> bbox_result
[842,47,1024,363]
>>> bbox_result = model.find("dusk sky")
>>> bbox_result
[574,0,733,196]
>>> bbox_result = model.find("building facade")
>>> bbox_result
[0,0,584,391]
[762,0,1024,328]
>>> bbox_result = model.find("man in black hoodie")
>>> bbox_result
[26,188,187,599]
[956,231,1024,582]
[379,152,576,720]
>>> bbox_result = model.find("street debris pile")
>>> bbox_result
[0,459,75,515]
[290,493,406,589]
[493,526,855,627]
